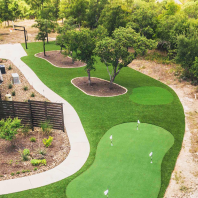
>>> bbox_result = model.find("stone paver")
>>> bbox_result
[0,44,90,195]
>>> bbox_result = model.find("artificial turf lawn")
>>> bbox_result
[66,123,174,198]
[130,86,174,105]
[0,42,184,198]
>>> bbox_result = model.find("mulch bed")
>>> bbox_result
[0,128,70,181]
[36,51,86,68]
[0,59,70,181]
[72,77,127,97]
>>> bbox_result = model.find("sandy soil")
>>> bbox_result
[129,59,198,198]
[0,20,58,44]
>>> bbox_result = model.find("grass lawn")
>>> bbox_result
[130,86,174,105]
[67,123,174,198]
[0,41,185,198]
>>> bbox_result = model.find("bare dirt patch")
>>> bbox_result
[0,20,58,44]
[129,59,198,198]
[0,59,70,181]
[36,51,86,68]
[72,77,127,97]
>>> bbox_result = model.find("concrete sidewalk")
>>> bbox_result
[0,44,90,195]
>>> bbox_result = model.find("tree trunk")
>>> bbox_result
[47,33,48,43]
[7,21,9,27]
[43,40,46,56]
[87,69,91,85]
[71,52,74,64]
[62,18,63,24]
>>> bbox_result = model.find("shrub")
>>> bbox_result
[0,117,22,145]
[34,167,38,171]
[8,65,12,70]
[11,91,15,96]
[22,170,31,173]
[31,159,46,166]
[8,84,13,89]
[23,86,28,91]
[40,120,52,135]
[31,92,35,97]
[30,137,36,142]
[42,136,53,148]
[23,149,30,156]
[11,172,14,176]
[16,171,20,174]
[21,149,30,161]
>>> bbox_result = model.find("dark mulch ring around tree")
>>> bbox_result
[35,51,86,68]
[72,77,127,97]
[0,128,70,181]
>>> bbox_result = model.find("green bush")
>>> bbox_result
[16,171,20,174]
[8,65,12,70]
[34,167,38,171]
[21,149,30,161]
[42,136,53,148]
[31,159,46,166]
[0,117,22,144]
[31,92,35,97]
[40,120,52,135]
[11,91,15,96]
[23,149,30,156]
[8,84,13,89]
[30,137,36,142]
[11,172,14,176]
[22,170,31,173]
[23,86,28,91]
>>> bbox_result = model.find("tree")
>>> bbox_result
[33,19,56,44]
[32,19,52,56]
[62,29,80,63]
[69,0,88,29]
[99,5,128,36]
[86,0,108,29]
[0,117,22,145]
[0,0,13,26]
[176,31,198,79]
[94,27,157,88]
[56,17,77,52]
[127,5,159,39]
[77,28,96,85]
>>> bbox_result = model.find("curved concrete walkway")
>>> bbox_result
[0,44,90,195]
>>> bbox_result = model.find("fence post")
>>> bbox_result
[61,103,65,132]
[28,100,34,131]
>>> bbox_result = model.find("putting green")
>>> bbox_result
[66,123,174,198]
[130,86,173,105]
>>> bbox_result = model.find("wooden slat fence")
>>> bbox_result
[0,100,64,131]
